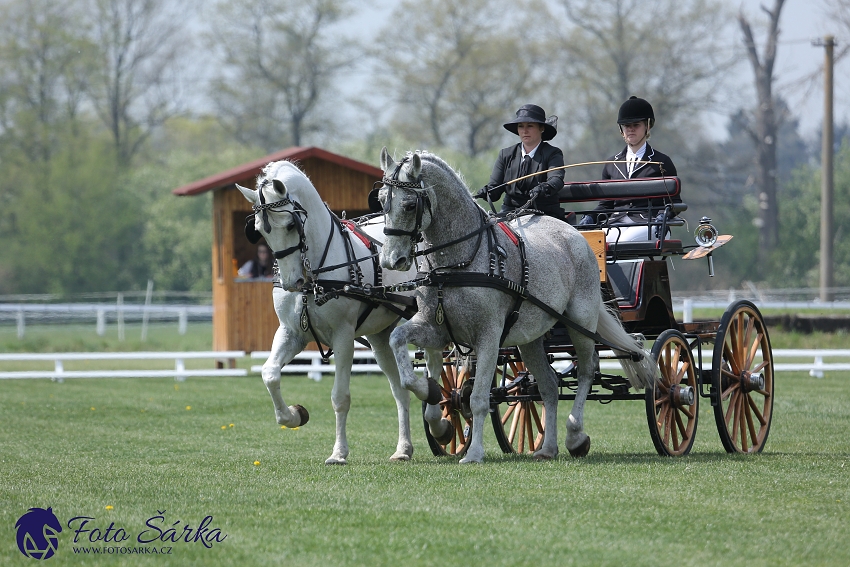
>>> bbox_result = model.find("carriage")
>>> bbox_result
[243,153,773,464]
[415,175,774,459]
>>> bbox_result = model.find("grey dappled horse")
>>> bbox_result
[237,160,434,464]
[378,149,659,463]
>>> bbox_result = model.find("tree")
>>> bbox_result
[0,0,94,163]
[738,0,786,265]
[550,0,736,161]
[376,0,546,157]
[86,0,190,165]
[208,0,359,153]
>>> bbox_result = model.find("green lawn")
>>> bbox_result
[1,370,848,566]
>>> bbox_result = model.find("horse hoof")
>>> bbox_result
[390,454,411,462]
[325,458,347,465]
[533,451,556,461]
[568,436,591,458]
[433,419,455,445]
[293,405,310,426]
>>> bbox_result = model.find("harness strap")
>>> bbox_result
[425,271,643,360]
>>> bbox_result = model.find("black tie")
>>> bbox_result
[520,154,531,178]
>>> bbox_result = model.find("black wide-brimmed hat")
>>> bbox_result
[503,104,558,141]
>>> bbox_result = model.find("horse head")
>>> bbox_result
[378,148,437,271]
[237,161,313,291]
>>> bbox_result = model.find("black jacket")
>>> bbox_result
[592,144,680,221]
[476,142,565,218]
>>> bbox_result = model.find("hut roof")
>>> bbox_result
[172,146,383,196]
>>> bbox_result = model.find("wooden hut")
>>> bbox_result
[172,146,383,353]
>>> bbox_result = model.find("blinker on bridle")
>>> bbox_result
[245,179,309,259]
[380,157,431,243]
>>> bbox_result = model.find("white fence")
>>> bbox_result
[0,351,245,381]
[1,349,849,381]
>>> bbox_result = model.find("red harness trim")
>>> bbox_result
[341,219,373,248]
[497,222,519,246]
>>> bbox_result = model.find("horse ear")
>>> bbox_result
[410,153,422,180]
[236,184,258,204]
[272,179,286,194]
[380,147,394,172]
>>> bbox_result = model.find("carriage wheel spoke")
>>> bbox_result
[676,359,690,382]
[744,395,758,448]
[743,316,755,365]
[726,390,739,430]
[747,393,766,425]
[745,331,763,370]
[723,342,741,376]
[674,408,688,442]
[721,381,739,401]
[739,397,749,452]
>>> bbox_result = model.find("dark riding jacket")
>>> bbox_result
[590,144,680,223]
[475,142,565,219]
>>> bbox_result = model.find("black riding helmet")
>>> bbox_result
[617,96,655,129]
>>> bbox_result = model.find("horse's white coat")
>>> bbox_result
[378,149,659,463]
[238,160,443,464]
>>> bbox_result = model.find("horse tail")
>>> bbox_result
[594,302,659,390]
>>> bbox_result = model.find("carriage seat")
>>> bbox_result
[557,177,681,203]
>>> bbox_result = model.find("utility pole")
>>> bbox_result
[814,35,835,302]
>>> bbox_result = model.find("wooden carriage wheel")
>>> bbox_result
[711,300,774,454]
[491,359,545,454]
[422,353,474,456]
[645,329,699,456]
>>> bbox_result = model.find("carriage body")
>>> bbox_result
[423,176,774,458]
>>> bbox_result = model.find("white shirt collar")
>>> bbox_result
[522,141,542,159]
[626,142,647,160]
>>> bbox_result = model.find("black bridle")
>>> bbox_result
[379,157,432,246]
[245,179,310,260]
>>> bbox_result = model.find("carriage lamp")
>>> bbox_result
[694,217,718,248]
[694,216,719,276]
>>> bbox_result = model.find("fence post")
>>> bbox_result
[96,309,106,336]
[53,359,64,383]
[809,355,825,379]
[683,298,693,323]
[178,308,188,335]
[309,352,323,382]
[175,358,187,382]
[117,293,125,342]
[140,279,153,342]
[16,309,25,339]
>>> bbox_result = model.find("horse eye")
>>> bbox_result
[403,202,416,212]
[286,221,296,231]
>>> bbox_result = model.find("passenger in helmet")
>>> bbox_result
[473,104,568,221]
[579,96,680,241]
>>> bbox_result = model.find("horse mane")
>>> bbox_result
[259,159,309,186]
[406,151,471,195]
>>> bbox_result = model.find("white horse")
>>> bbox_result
[377,148,659,463]
[237,160,438,464]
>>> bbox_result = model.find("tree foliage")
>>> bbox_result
[376,0,548,157]
[207,0,359,153]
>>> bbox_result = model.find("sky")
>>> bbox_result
[344,0,848,142]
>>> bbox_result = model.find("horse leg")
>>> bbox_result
[422,348,453,443]
[262,325,309,427]
[565,334,597,457]
[325,335,355,465]
[389,319,446,403]
[518,340,560,460]
[369,326,413,462]
[459,340,500,464]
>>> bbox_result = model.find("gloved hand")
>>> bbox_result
[653,211,669,239]
[529,185,545,203]
[472,187,489,200]
[578,215,595,227]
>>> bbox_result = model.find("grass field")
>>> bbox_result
[1,366,849,566]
